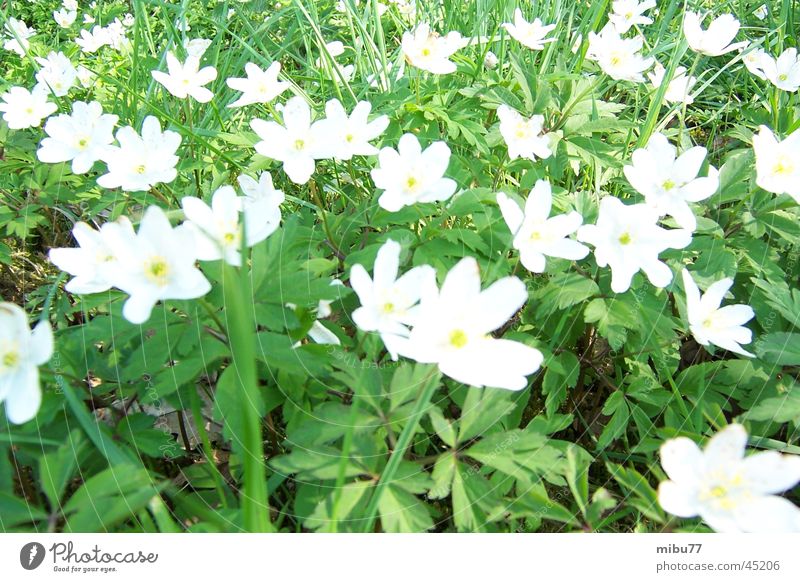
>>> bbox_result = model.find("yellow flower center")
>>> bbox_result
[382,302,394,313]
[421,48,431,57]
[294,139,305,151]
[662,179,676,191]
[2,350,19,369]
[223,232,237,245]
[135,164,147,174]
[772,156,794,176]
[25,107,34,114]
[77,137,89,149]
[449,329,468,349]
[610,53,622,66]
[144,256,170,286]
[778,73,788,81]
[345,133,354,143]
[618,232,632,245]
[529,230,541,241]
[406,176,419,191]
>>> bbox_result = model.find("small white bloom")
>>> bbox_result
[497,180,589,273]
[681,269,754,357]
[183,38,212,58]
[577,197,692,293]
[397,257,544,390]
[659,424,800,532]
[104,206,211,324]
[76,65,94,88]
[761,48,800,92]
[54,8,77,28]
[401,22,468,74]
[608,0,656,34]
[586,23,654,82]
[371,133,457,211]
[648,63,698,104]
[0,303,53,425]
[3,18,35,56]
[250,96,330,185]
[683,12,746,57]
[35,51,78,97]
[152,51,217,103]
[742,43,769,80]
[314,98,389,160]
[97,116,182,192]
[104,19,130,52]
[0,85,58,130]
[37,101,118,174]
[122,13,135,28]
[754,4,768,20]
[350,239,436,359]
[484,50,499,69]
[623,133,719,231]
[83,14,96,25]
[752,125,800,203]
[496,104,552,162]
[48,216,135,294]
[64,0,79,10]
[226,62,289,108]
[75,26,109,53]
[501,9,556,50]
[182,185,279,267]
[237,171,285,210]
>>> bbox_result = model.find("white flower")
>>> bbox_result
[371,133,457,211]
[396,257,544,390]
[350,239,436,359]
[76,65,94,88]
[54,8,77,28]
[681,269,754,357]
[659,424,800,532]
[104,206,211,324]
[152,52,217,103]
[0,303,53,425]
[761,48,800,92]
[752,125,800,203]
[226,62,289,108]
[683,12,746,57]
[75,26,109,53]
[34,51,78,97]
[0,85,57,130]
[608,0,656,34]
[64,0,79,10]
[742,43,768,79]
[496,104,552,161]
[623,133,719,231]
[97,116,181,192]
[497,180,589,273]
[37,101,118,174]
[83,14,96,25]
[122,13,135,28]
[237,171,285,210]
[754,4,768,20]
[647,63,697,104]
[484,50,499,69]
[250,96,330,185]
[182,184,280,267]
[48,216,135,294]
[577,197,692,293]
[3,18,35,56]
[501,9,556,50]
[104,19,130,52]
[401,22,467,74]
[586,24,654,82]
[314,99,389,160]
[183,38,212,58]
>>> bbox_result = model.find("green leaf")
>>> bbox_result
[378,485,434,532]
[756,333,800,365]
[39,430,86,510]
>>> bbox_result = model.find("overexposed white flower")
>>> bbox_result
[501,9,556,50]
[496,104,552,162]
[0,85,57,130]
[226,62,289,108]
[752,125,800,203]
[586,23,653,82]
[104,19,130,52]
[484,50,499,69]
[647,63,697,104]
[624,133,719,231]
[289,280,345,347]
[3,18,35,56]
[183,38,212,58]
[371,133,457,211]
[122,13,135,28]
[314,99,389,160]
[683,12,746,57]
[64,0,79,10]
[54,8,77,28]
[237,171,285,211]
[496,180,589,273]
[754,4,768,20]
[659,424,800,532]
[75,26,109,53]
[182,185,278,267]
[250,96,330,185]
[97,116,181,192]
[315,41,354,84]
[577,197,692,293]
[48,216,135,294]
[760,48,800,92]
[104,206,211,324]
[608,0,656,34]
[34,51,78,97]
[83,14,96,25]
[350,240,435,359]
[742,43,768,79]
[37,101,118,174]
[681,269,754,357]
[0,303,53,425]
[401,22,467,74]
[76,65,94,88]
[397,257,543,390]
[152,51,217,102]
